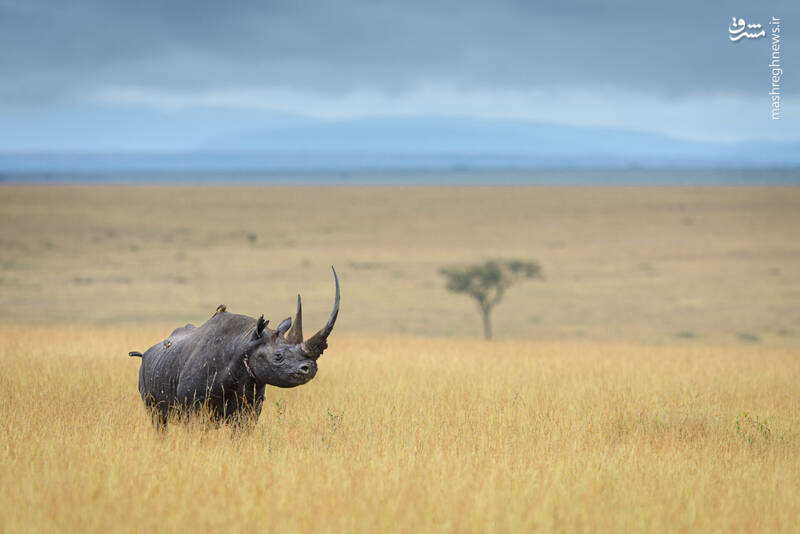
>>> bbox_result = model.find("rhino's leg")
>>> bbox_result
[220,387,263,431]
[140,390,169,429]
[253,390,265,419]
[151,407,168,430]
[141,404,167,430]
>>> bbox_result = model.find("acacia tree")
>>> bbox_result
[440,259,541,340]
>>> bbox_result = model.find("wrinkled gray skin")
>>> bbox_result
[130,268,340,426]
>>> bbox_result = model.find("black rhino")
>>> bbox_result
[129,267,340,425]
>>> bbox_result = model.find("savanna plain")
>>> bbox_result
[1,184,799,532]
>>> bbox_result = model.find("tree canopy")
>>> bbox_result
[440,259,541,339]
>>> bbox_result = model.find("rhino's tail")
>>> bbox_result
[129,351,143,358]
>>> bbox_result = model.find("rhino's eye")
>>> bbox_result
[274,352,284,362]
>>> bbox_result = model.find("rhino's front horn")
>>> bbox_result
[285,294,303,344]
[302,266,340,360]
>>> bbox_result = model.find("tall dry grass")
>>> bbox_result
[1,325,798,532]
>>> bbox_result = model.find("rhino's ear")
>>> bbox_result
[252,315,268,340]
[276,317,292,337]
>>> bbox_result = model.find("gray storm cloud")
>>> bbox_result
[1,0,796,105]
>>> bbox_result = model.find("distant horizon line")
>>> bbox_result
[2,167,798,186]
[1,151,798,174]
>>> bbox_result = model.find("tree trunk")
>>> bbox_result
[481,305,492,340]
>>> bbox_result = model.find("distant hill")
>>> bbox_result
[204,116,799,166]
[1,115,798,173]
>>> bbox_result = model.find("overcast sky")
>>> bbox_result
[0,0,797,151]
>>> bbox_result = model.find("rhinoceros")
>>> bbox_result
[129,267,340,425]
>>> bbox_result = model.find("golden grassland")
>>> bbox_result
[1,326,799,533]
[0,185,799,345]
[1,184,799,531]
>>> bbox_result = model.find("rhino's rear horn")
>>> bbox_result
[285,294,303,344]
[302,266,340,360]
[277,316,292,336]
